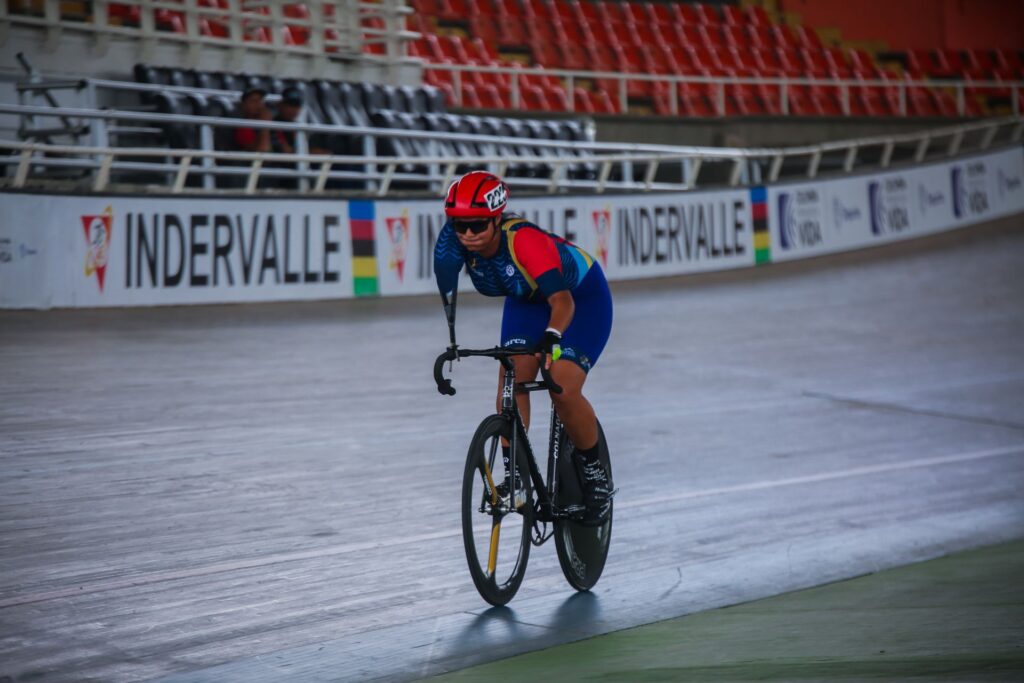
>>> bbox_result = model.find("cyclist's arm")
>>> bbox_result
[546,290,575,334]
[511,227,574,331]
[434,223,466,302]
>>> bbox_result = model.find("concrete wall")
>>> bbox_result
[781,0,1024,50]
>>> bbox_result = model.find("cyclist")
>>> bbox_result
[434,170,614,525]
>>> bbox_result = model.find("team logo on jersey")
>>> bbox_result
[505,264,515,277]
[81,206,113,292]
[385,210,409,281]
[592,207,611,267]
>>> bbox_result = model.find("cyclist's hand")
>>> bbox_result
[535,329,562,371]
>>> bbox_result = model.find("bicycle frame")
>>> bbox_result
[435,346,577,540]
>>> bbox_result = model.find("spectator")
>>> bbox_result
[272,86,327,155]
[231,87,272,153]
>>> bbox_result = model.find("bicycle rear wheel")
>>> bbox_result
[462,414,533,606]
[554,420,613,591]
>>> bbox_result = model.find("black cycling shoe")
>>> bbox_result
[494,476,526,510]
[575,457,612,526]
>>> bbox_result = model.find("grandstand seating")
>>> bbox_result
[124,64,598,186]
[6,0,402,56]
[7,1,1023,119]
[407,0,1024,118]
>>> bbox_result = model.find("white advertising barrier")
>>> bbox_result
[374,187,754,297]
[764,146,1024,262]
[1,196,359,308]
[1,146,1022,308]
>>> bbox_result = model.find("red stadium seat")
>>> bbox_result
[849,48,885,79]
[522,0,554,22]
[776,47,803,77]
[596,1,628,28]
[746,5,771,26]
[544,83,571,110]
[721,6,745,26]
[962,49,992,79]
[694,4,721,25]
[590,87,619,114]
[793,25,823,51]
[678,81,715,116]
[459,82,484,108]
[644,2,671,27]
[701,23,726,48]
[672,3,701,26]
[809,84,843,115]
[994,49,1024,79]
[771,25,798,50]
[621,1,646,25]
[727,83,765,115]
[521,84,552,110]
[907,85,941,116]
[745,23,773,49]
[799,47,830,79]
[936,49,967,78]
[667,44,700,74]
[573,87,596,113]
[824,47,855,79]
[722,24,745,48]
[751,48,785,77]
[757,82,784,114]
[729,46,760,76]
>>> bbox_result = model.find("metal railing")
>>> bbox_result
[2,0,417,63]
[1,103,1021,195]
[427,62,1024,118]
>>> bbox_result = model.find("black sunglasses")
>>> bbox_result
[453,219,492,235]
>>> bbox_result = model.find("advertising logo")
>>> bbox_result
[385,210,409,282]
[776,189,822,250]
[997,168,1021,201]
[592,207,611,267]
[778,192,795,249]
[951,163,990,219]
[918,184,945,215]
[0,237,11,264]
[868,177,910,235]
[831,197,862,230]
[81,206,113,291]
[951,166,965,218]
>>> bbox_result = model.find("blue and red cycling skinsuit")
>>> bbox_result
[434,214,613,372]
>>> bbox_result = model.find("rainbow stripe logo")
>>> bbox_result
[750,186,770,264]
[349,200,378,296]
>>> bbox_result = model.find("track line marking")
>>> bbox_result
[618,444,1024,511]
[2,444,1021,609]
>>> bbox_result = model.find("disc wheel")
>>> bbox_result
[554,420,613,591]
[461,415,533,606]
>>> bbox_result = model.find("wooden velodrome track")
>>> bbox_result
[1,216,1023,682]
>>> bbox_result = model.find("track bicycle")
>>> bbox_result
[434,346,614,606]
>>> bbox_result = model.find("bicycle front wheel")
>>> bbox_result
[462,414,533,606]
[554,420,613,592]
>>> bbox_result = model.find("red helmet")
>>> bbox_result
[444,171,509,219]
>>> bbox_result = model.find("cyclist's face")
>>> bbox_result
[454,217,497,252]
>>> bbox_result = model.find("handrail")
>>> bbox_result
[0,103,744,158]
[423,61,1024,118]
[3,0,416,63]
[3,103,1019,158]
[2,103,1020,195]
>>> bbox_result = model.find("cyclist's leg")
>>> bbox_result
[548,362,598,449]
[496,354,539,428]
[550,263,613,450]
[498,296,546,428]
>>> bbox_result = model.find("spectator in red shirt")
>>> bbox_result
[232,87,271,153]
